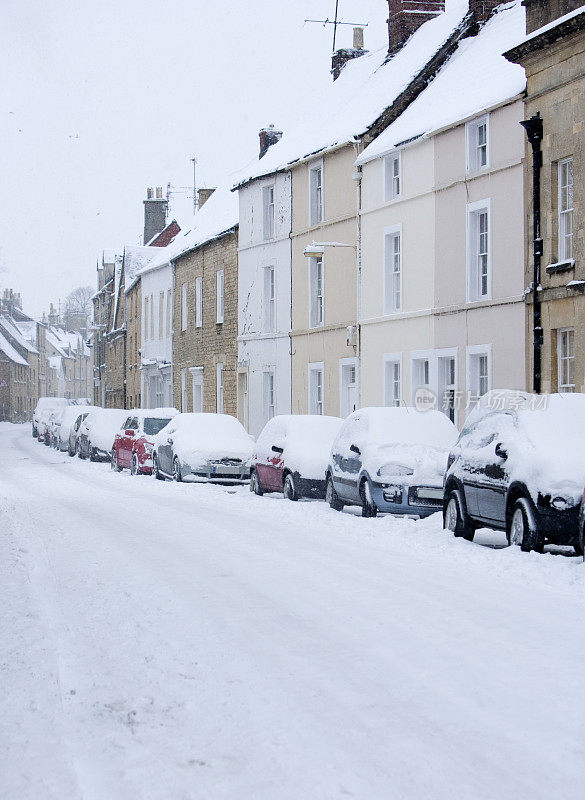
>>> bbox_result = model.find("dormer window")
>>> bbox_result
[466,115,489,174]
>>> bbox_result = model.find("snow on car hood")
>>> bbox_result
[366,442,450,486]
[255,416,343,480]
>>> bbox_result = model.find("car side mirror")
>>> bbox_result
[125,429,135,437]
[350,444,361,455]
[271,445,284,454]
[167,437,173,445]
[495,442,508,460]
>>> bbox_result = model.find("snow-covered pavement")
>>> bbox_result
[1,422,583,800]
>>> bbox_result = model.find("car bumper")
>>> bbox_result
[371,482,443,517]
[535,501,580,545]
[295,475,327,499]
[182,462,251,484]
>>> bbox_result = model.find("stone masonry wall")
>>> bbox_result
[172,230,238,416]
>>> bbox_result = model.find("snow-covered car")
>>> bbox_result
[111,408,179,475]
[77,408,128,461]
[443,391,585,554]
[250,414,343,500]
[152,413,253,483]
[54,406,96,452]
[326,407,458,518]
[37,405,62,445]
[32,397,68,438]
[47,408,66,447]
[68,409,92,456]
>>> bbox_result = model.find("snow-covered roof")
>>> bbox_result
[356,1,526,165]
[509,3,585,50]
[233,1,470,188]
[0,316,38,354]
[0,331,28,366]
[138,185,238,276]
[46,328,75,360]
[15,320,38,346]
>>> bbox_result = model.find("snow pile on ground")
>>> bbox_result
[1,423,583,800]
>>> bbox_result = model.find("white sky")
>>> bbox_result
[0,0,389,318]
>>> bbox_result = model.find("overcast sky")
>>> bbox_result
[0,0,391,319]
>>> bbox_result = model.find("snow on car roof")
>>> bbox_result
[356,1,525,165]
[354,406,458,448]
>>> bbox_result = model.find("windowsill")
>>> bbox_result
[465,165,490,177]
[546,259,575,274]
[309,323,324,330]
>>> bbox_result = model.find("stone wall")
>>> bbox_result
[172,229,238,416]
[524,0,585,34]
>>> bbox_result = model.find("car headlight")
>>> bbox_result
[378,463,414,477]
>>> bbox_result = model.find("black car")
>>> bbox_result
[443,392,585,554]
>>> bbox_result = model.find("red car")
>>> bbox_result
[111,408,178,475]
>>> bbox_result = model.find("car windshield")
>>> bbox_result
[144,418,172,436]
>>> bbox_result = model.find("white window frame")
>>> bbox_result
[143,296,149,340]
[466,344,492,401]
[216,362,224,413]
[263,184,275,240]
[264,264,276,333]
[384,152,401,202]
[466,114,489,174]
[149,294,154,340]
[166,289,172,337]
[190,366,203,412]
[308,362,324,416]
[383,352,402,408]
[195,276,202,328]
[339,357,359,418]
[309,160,324,227]
[309,255,324,328]
[558,328,575,392]
[216,270,224,324]
[436,347,458,425]
[467,199,491,302]
[263,370,276,422]
[181,368,187,412]
[383,224,402,314]
[410,349,436,407]
[558,157,574,262]
[181,283,188,331]
[158,291,164,339]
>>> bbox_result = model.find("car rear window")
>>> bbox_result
[144,418,171,436]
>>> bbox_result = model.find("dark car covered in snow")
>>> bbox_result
[443,391,585,554]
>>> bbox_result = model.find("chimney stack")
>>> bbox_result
[331,27,368,80]
[387,1,445,56]
[197,188,216,208]
[143,186,168,245]
[468,0,502,25]
[259,124,283,159]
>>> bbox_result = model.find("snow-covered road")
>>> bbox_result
[1,422,583,800]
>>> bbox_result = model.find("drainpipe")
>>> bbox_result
[354,162,363,408]
[520,113,543,394]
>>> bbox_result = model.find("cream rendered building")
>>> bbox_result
[357,1,527,426]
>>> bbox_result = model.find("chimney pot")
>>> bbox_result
[259,124,283,159]
[147,187,153,199]
[156,186,163,199]
[197,188,216,208]
[353,27,364,50]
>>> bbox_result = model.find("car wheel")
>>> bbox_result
[283,473,298,501]
[89,446,98,462]
[111,449,122,472]
[444,489,475,541]
[508,497,544,553]
[360,479,377,518]
[250,469,263,496]
[326,476,343,511]
[173,456,182,482]
[76,441,85,460]
[152,453,164,480]
[574,540,584,557]
[131,454,140,476]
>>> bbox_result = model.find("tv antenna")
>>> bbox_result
[304,1,368,52]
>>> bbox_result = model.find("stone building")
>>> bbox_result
[0,316,40,419]
[171,186,239,416]
[125,276,142,409]
[505,2,585,392]
[0,331,29,423]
